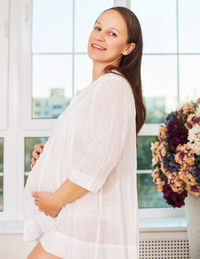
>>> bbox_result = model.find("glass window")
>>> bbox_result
[137,136,169,208]
[32,55,72,119]
[137,173,170,208]
[179,0,200,53]
[131,0,177,53]
[0,138,4,211]
[179,55,200,104]
[24,137,48,184]
[32,0,73,53]
[74,54,93,93]
[142,55,177,123]
[137,136,157,170]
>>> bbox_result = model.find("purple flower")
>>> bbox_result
[165,112,177,126]
[196,155,200,164]
[161,174,168,184]
[163,184,187,208]
[162,152,180,173]
[167,119,188,148]
[190,166,200,185]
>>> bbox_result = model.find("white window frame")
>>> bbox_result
[0,0,20,221]
[0,0,10,220]
[0,0,9,130]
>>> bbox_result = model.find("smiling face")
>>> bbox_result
[87,10,135,67]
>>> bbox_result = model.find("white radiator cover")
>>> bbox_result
[139,239,190,259]
[0,233,190,259]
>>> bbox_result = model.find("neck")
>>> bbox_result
[92,62,106,84]
[91,58,121,83]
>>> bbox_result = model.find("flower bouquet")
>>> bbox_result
[151,98,200,208]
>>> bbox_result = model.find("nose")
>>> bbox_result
[95,31,105,42]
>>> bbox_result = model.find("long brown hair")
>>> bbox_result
[97,6,146,134]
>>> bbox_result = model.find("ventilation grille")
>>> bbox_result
[139,239,190,259]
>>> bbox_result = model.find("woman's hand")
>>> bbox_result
[30,141,47,170]
[32,192,61,218]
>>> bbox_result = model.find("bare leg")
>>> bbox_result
[27,242,62,259]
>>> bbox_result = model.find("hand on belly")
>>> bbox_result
[32,191,61,218]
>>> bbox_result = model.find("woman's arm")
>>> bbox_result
[32,178,89,217]
[54,178,89,207]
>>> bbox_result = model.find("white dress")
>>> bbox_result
[24,71,139,259]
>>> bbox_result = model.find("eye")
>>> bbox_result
[94,26,101,31]
[110,32,117,37]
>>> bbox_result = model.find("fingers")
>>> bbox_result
[32,150,40,160]
[32,192,40,199]
[30,157,36,167]
[50,211,60,218]
[33,143,44,157]
[50,213,56,218]
[40,141,47,148]
[36,143,43,151]
[30,142,46,169]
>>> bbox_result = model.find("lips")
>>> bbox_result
[91,43,106,50]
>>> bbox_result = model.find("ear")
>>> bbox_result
[122,43,136,56]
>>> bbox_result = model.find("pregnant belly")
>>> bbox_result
[25,146,69,195]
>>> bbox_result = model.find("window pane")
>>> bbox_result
[32,0,73,53]
[74,0,115,52]
[179,0,200,53]
[0,174,2,211]
[137,136,157,170]
[131,0,176,53]
[74,54,93,93]
[32,55,72,119]
[142,55,177,123]
[179,55,200,103]
[137,173,170,208]
[0,138,3,172]
[24,137,48,184]
[0,138,4,211]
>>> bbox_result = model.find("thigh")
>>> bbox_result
[27,242,62,259]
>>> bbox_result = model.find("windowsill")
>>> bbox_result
[0,217,187,234]
[139,217,187,232]
[0,221,24,234]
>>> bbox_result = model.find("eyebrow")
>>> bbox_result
[95,21,121,34]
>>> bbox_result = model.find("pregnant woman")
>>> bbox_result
[24,6,146,259]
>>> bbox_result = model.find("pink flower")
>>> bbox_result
[182,102,195,116]
[167,172,185,193]
[175,144,195,167]
[152,167,166,192]
[185,114,200,130]
[152,141,168,163]
[179,165,196,186]
[160,162,172,177]
[158,125,168,141]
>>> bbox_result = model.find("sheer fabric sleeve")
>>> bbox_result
[68,76,134,193]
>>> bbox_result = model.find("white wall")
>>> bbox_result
[0,234,35,259]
